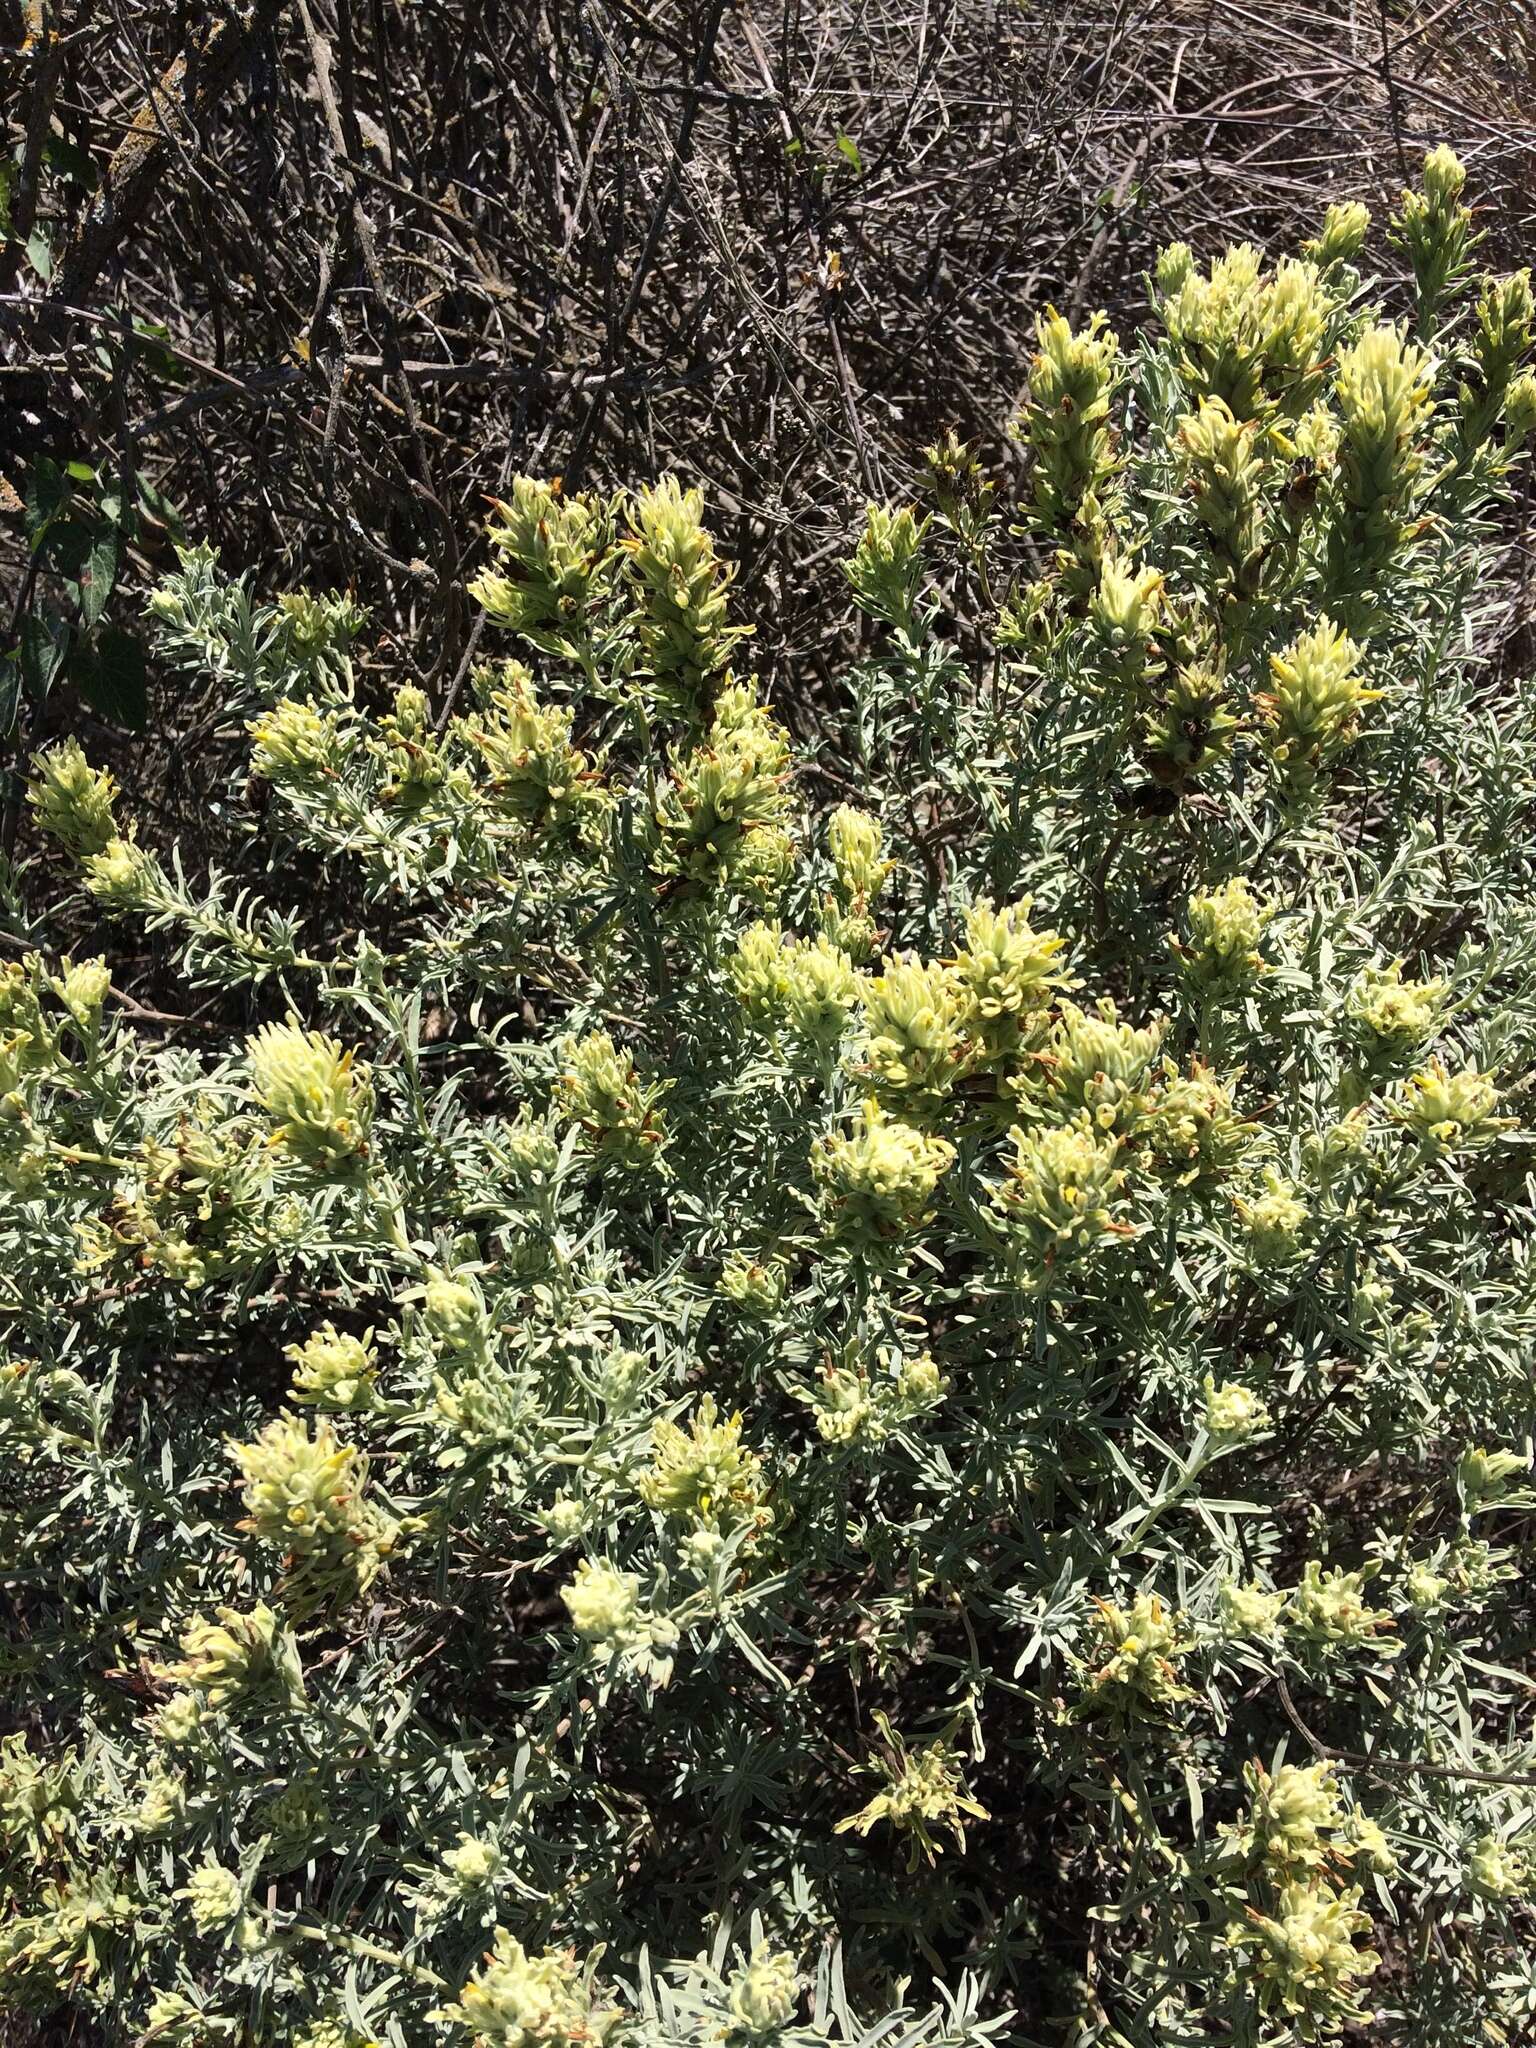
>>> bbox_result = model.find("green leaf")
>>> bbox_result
[24,457,69,547]
[834,133,864,177]
[75,624,148,730]
[42,133,98,189]
[41,515,91,580]
[136,475,187,542]
[0,653,20,739]
[18,611,70,705]
[78,524,121,629]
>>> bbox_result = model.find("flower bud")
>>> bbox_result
[287,1322,378,1411]
[28,741,120,857]
[248,1022,372,1173]
[1456,1444,1528,1507]
[1202,1376,1270,1442]
[1466,1833,1526,1900]
[1306,200,1370,267]
[728,1947,799,2034]
[562,1560,642,1644]
[53,956,111,1029]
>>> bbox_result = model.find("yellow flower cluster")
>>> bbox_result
[834,1711,988,1871]
[796,1346,946,1445]
[1289,1561,1396,1654]
[433,1933,621,2048]
[230,1413,399,1614]
[623,476,749,713]
[844,502,927,630]
[465,663,607,839]
[863,956,969,1109]
[556,1030,668,1172]
[248,1022,372,1174]
[1391,144,1473,325]
[1304,200,1370,269]
[287,1322,379,1411]
[1142,1063,1253,1186]
[1178,398,1268,591]
[953,898,1069,1064]
[637,1393,771,1536]
[27,740,120,856]
[1230,1879,1380,2037]
[158,1602,306,1711]
[652,684,793,891]
[1331,324,1434,580]
[991,1119,1130,1276]
[1236,1169,1309,1265]
[1257,615,1381,791]
[470,476,616,663]
[75,1114,262,1292]
[730,922,860,1054]
[1399,1059,1507,1150]
[1177,877,1272,994]
[1158,243,1337,424]
[1019,308,1124,588]
[562,1560,642,1644]
[1079,1592,1192,1716]
[822,803,892,959]
[727,1946,800,2035]
[1345,959,1444,1059]
[811,1097,954,1242]
[1025,999,1163,1132]
[247,697,343,784]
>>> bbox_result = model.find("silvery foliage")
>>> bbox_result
[5,155,1536,2048]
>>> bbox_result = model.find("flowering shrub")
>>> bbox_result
[6,154,1536,2047]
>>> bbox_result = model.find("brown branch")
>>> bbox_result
[0,1,65,294]
[50,0,286,308]
[294,0,464,690]
[1276,1673,1536,1790]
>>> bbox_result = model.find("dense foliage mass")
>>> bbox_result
[6,152,1536,2046]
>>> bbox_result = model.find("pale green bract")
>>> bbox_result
[7,153,1536,2047]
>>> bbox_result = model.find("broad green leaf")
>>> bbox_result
[74,623,148,729]
[78,523,121,628]
[18,609,70,704]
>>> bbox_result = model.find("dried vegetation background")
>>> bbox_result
[5,2,1535,724]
